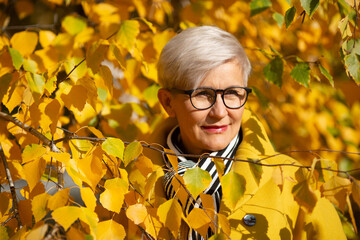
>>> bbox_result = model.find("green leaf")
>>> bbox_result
[23,59,37,73]
[62,15,87,35]
[263,56,283,87]
[318,64,334,87]
[248,159,263,185]
[115,20,140,51]
[102,137,125,159]
[250,0,272,17]
[221,171,246,210]
[123,141,143,167]
[8,47,24,70]
[300,0,319,18]
[344,51,360,84]
[0,73,12,103]
[290,63,310,87]
[285,6,296,29]
[338,16,352,39]
[183,167,212,199]
[143,84,161,107]
[272,13,284,28]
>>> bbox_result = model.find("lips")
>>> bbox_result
[201,125,228,133]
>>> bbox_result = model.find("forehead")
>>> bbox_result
[198,60,244,88]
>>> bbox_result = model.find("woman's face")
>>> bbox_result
[162,60,246,155]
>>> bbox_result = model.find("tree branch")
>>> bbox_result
[0,111,60,153]
[0,143,22,228]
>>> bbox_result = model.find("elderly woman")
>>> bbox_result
[150,26,345,239]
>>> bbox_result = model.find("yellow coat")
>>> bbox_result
[147,109,346,239]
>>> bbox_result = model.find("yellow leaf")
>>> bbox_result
[321,176,351,212]
[48,188,70,210]
[25,72,45,101]
[352,180,360,209]
[87,41,109,74]
[32,192,50,222]
[187,208,212,238]
[69,139,93,160]
[77,147,107,191]
[80,187,97,211]
[88,126,105,139]
[212,157,225,180]
[126,203,148,225]
[48,152,71,164]
[23,157,46,191]
[25,224,48,240]
[100,178,128,213]
[63,58,87,82]
[221,171,246,210]
[62,15,87,35]
[217,213,230,236]
[52,206,82,231]
[0,225,9,239]
[102,137,124,160]
[157,199,183,238]
[15,0,34,19]
[134,155,154,177]
[292,180,317,213]
[115,20,140,52]
[183,167,212,199]
[10,31,38,56]
[97,219,126,240]
[144,168,164,201]
[39,30,56,48]
[165,150,178,172]
[124,141,143,167]
[21,144,47,164]
[0,73,12,103]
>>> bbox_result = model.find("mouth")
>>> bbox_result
[201,125,228,133]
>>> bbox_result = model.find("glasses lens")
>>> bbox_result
[190,88,215,109]
[223,88,247,108]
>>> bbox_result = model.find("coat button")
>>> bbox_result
[243,214,256,226]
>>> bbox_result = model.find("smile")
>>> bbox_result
[201,125,228,133]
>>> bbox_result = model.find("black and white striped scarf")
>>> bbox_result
[163,126,242,239]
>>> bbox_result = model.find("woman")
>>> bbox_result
[151,26,345,239]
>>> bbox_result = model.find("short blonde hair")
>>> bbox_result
[157,26,251,89]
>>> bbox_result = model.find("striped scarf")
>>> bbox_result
[163,126,242,239]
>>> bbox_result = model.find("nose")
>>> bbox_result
[208,94,227,118]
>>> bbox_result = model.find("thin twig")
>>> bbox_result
[0,112,61,153]
[0,143,22,228]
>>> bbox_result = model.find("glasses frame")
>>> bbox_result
[171,86,252,110]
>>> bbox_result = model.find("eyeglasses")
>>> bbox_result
[171,87,252,110]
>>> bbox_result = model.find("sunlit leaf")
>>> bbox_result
[39,30,56,48]
[300,0,319,17]
[23,157,46,191]
[290,62,310,87]
[8,47,23,70]
[143,84,161,107]
[352,180,360,209]
[100,178,129,213]
[102,137,125,160]
[87,41,109,74]
[52,206,82,231]
[212,158,225,179]
[126,203,148,225]
[183,167,212,199]
[10,31,38,56]
[263,56,283,87]
[48,152,71,164]
[208,233,228,240]
[25,224,48,240]
[80,187,97,211]
[221,171,246,210]
[115,20,140,51]
[62,15,87,35]
[250,0,272,16]
[48,188,70,210]
[26,72,45,101]
[157,199,183,238]
[285,6,296,29]
[32,192,51,222]
[338,16,352,39]
[97,220,126,240]
[124,141,143,167]
[187,208,211,238]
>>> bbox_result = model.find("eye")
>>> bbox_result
[225,88,245,97]
[193,89,214,99]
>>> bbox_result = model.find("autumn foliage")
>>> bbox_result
[0,0,360,239]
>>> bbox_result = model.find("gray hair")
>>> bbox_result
[157,26,251,89]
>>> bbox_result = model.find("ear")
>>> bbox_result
[158,88,176,117]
